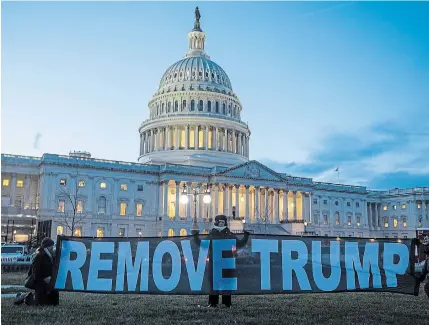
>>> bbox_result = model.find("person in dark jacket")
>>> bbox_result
[418,236,429,298]
[31,237,59,306]
[193,215,250,308]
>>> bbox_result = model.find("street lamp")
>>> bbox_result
[181,184,211,231]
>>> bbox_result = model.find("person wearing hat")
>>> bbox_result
[193,214,250,308]
[418,236,429,299]
[31,237,59,306]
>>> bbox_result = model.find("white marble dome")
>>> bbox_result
[138,9,251,168]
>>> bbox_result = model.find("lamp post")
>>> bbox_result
[180,183,211,231]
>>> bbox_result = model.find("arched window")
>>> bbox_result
[222,103,226,115]
[174,101,178,112]
[228,104,232,115]
[207,101,211,112]
[98,196,106,214]
[191,100,195,111]
[202,229,209,235]
[215,101,219,113]
[167,102,171,112]
[168,228,175,237]
[198,100,204,111]
[182,100,186,111]
[161,103,165,113]
[180,229,187,237]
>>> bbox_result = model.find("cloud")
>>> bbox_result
[261,111,429,189]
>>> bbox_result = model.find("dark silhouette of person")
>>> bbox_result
[193,214,249,308]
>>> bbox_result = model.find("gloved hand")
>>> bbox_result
[44,276,51,284]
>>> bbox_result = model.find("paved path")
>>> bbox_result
[1,285,25,289]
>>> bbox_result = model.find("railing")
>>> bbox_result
[368,187,429,196]
[1,206,38,216]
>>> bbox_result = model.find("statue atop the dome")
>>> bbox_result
[194,6,202,31]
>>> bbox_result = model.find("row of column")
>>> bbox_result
[159,181,309,223]
[316,198,367,227]
[140,126,249,157]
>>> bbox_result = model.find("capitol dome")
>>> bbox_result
[138,7,251,168]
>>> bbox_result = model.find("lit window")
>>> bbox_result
[393,218,398,228]
[60,179,66,186]
[120,202,127,216]
[100,182,107,189]
[202,229,209,235]
[402,219,407,228]
[401,204,406,209]
[136,228,142,237]
[180,229,187,236]
[17,180,24,188]
[324,215,328,225]
[74,227,82,237]
[336,219,340,225]
[356,216,361,227]
[2,179,9,186]
[168,229,175,237]
[383,205,388,211]
[417,203,421,209]
[392,205,397,210]
[96,227,105,238]
[136,203,143,217]
[347,216,351,226]
[137,185,143,192]
[56,226,64,235]
[119,228,125,237]
[77,200,83,214]
[384,220,389,228]
[78,180,85,187]
[121,184,127,191]
[58,200,65,212]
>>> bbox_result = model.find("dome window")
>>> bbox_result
[174,73,177,78]
[167,102,171,112]
[161,103,165,113]
[205,71,209,78]
[192,71,196,77]
[180,72,183,77]
[199,71,203,77]
[174,101,178,112]
[182,100,186,111]
[222,103,226,115]
[207,101,212,112]
[215,101,219,113]
[190,100,195,111]
[198,100,204,111]
[211,73,215,79]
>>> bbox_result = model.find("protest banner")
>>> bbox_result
[52,235,419,295]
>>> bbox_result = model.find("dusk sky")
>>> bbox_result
[2,1,428,190]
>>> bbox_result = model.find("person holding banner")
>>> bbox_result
[418,236,429,299]
[193,215,250,308]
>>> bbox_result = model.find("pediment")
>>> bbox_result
[215,160,285,182]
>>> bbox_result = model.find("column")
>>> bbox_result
[158,182,163,217]
[293,191,297,220]
[215,127,219,151]
[199,186,204,220]
[24,175,31,208]
[245,186,250,223]
[154,129,159,151]
[255,187,260,222]
[309,192,313,224]
[204,126,209,150]
[238,133,242,155]
[301,193,306,221]
[10,174,17,206]
[148,130,153,152]
[352,199,356,225]
[223,184,228,215]
[214,184,219,216]
[228,185,233,217]
[224,129,228,152]
[319,197,323,225]
[185,125,189,149]
[194,125,199,149]
[283,190,288,221]
[186,182,191,220]
[140,134,144,155]
[234,185,239,218]
[274,189,279,224]
[264,188,268,220]
[175,181,180,219]
[163,181,168,218]
[232,131,236,154]
[375,203,379,228]
[175,126,179,149]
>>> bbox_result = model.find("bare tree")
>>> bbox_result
[56,169,86,237]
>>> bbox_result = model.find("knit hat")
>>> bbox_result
[214,215,228,227]
[41,238,55,248]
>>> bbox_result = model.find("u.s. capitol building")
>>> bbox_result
[1,10,428,242]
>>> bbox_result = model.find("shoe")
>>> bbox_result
[13,293,25,305]
[207,304,218,308]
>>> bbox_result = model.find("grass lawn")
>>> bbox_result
[1,284,428,324]
[1,271,28,286]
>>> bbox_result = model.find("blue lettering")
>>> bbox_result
[282,240,311,291]
[213,239,237,291]
[312,241,341,291]
[87,242,114,291]
[152,240,181,291]
[383,243,409,287]
[345,242,381,289]
[181,240,209,291]
[54,240,86,290]
[252,239,278,290]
